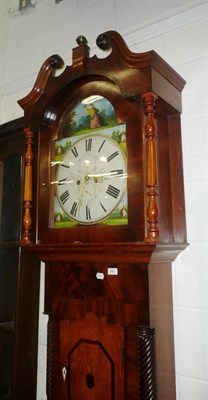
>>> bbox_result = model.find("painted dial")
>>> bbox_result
[56,134,127,224]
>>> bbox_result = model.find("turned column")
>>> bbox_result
[142,92,159,242]
[21,127,34,244]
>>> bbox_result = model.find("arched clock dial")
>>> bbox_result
[55,134,127,225]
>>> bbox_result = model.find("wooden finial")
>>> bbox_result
[76,35,88,46]
[72,35,89,69]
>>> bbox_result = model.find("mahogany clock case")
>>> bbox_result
[16,30,188,400]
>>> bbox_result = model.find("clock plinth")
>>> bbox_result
[18,31,187,399]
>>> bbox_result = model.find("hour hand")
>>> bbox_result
[56,178,74,186]
[57,178,68,185]
[54,174,81,186]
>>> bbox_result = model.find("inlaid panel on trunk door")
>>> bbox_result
[60,313,124,400]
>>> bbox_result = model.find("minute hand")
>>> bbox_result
[88,171,126,178]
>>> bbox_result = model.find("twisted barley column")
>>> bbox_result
[138,326,157,399]
[47,317,53,400]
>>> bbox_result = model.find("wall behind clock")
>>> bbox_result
[0,1,207,399]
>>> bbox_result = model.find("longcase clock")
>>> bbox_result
[18,31,187,399]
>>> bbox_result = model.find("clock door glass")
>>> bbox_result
[50,96,128,227]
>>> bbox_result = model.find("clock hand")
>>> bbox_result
[53,172,85,186]
[51,177,78,185]
[56,178,74,185]
[87,170,127,183]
